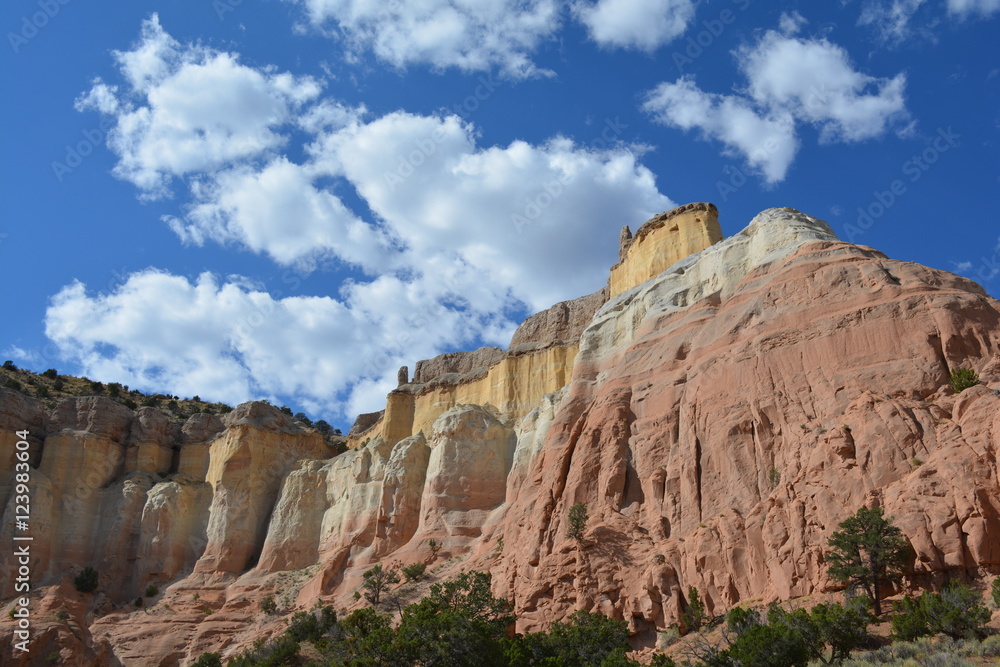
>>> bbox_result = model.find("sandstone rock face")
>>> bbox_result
[0,390,45,506]
[196,406,330,574]
[348,410,384,438]
[416,405,516,539]
[509,288,609,353]
[412,346,506,384]
[5,204,1000,666]
[608,202,723,299]
[495,208,1000,639]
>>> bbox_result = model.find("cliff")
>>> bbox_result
[2,204,999,665]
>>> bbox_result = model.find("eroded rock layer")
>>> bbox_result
[2,205,999,666]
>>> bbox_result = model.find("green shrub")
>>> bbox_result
[134,597,143,607]
[992,577,1000,608]
[567,502,588,541]
[810,596,874,663]
[74,567,99,593]
[949,367,980,394]
[42,368,58,379]
[726,606,761,635]
[981,634,1000,657]
[402,562,426,582]
[922,580,990,639]
[720,617,815,667]
[53,378,64,391]
[191,653,222,667]
[36,385,49,398]
[4,379,21,390]
[285,610,321,642]
[892,595,930,641]
[682,587,706,633]
[144,584,158,597]
[3,360,16,369]
[54,609,70,622]
[260,595,277,614]
[362,564,400,605]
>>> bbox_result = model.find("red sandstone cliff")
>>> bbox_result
[1,205,998,665]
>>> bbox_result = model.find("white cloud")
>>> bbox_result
[856,0,998,42]
[739,31,908,143]
[946,0,1000,16]
[573,0,696,51]
[858,0,928,42]
[777,10,808,35]
[295,0,562,78]
[165,157,393,272]
[76,14,322,197]
[642,25,908,182]
[642,77,798,183]
[44,270,487,418]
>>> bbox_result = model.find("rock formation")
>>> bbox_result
[2,203,999,665]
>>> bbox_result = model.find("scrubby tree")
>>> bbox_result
[682,587,706,633]
[74,567,99,593]
[395,572,514,666]
[949,367,980,394]
[893,580,990,641]
[567,502,589,541]
[517,609,636,666]
[428,538,442,560]
[826,506,909,615]
[362,564,400,605]
[402,562,426,582]
[191,652,221,667]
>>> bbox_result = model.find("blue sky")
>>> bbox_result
[2,0,998,429]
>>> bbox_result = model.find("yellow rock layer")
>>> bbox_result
[359,344,578,447]
[608,206,723,298]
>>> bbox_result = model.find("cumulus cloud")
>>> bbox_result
[572,0,697,51]
[295,0,562,78]
[44,271,483,417]
[643,78,798,183]
[642,20,909,182]
[76,14,321,197]
[856,0,998,43]
[946,0,1000,15]
[858,0,929,42]
[56,16,676,418]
